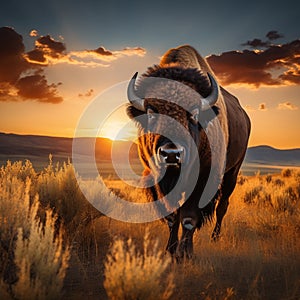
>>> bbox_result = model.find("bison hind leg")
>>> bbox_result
[211,166,240,241]
[211,197,229,241]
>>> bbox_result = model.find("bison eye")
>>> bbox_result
[147,108,155,121]
[190,108,199,124]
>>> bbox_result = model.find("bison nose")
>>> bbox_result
[158,143,185,165]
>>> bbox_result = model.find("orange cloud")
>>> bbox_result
[115,46,146,57]
[207,33,300,87]
[25,39,146,69]
[258,103,267,111]
[16,71,63,104]
[29,29,38,37]
[0,26,146,103]
[0,27,62,103]
[26,34,66,65]
[78,88,94,98]
[0,82,18,101]
[277,101,298,110]
[26,37,146,68]
[69,46,146,65]
[244,105,256,112]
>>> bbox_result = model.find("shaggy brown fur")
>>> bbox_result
[138,65,212,98]
[127,45,251,260]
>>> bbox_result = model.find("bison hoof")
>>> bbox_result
[175,253,193,263]
[176,247,193,263]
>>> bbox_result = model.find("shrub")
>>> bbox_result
[0,175,36,286]
[0,159,101,234]
[274,178,284,187]
[0,172,69,299]
[13,205,70,300]
[237,174,247,185]
[36,159,96,227]
[265,174,272,183]
[243,186,263,204]
[0,161,70,299]
[281,168,293,178]
[103,230,174,300]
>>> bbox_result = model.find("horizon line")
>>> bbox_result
[1,130,299,151]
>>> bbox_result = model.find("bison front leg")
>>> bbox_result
[165,212,180,257]
[177,217,196,261]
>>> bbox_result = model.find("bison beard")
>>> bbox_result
[157,167,181,199]
[126,45,251,261]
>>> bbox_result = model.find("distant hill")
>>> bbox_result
[0,132,299,175]
[0,132,137,159]
[0,132,73,157]
[245,145,300,166]
[0,132,139,174]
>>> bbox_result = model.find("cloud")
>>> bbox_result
[277,101,298,110]
[0,27,28,83]
[0,26,63,103]
[117,47,146,57]
[26,37,146,68]
[244,105,255,112]
[0,26,146,102]
[242,38,269,48]
[26,49,47,64]
[72,45,146,65]
[78,88,94,98]
[266,30,283,41]
[26,34,66,65]
[207,34,300,87]
[36,35,66,57]
[0,82,18,101]
[91,46,113,56]
[16,71,63,104]
[241,31,284,49]
[59,46,146,68]
[29,29,38,37]
[258,103,267,111]
[88,46,146,59]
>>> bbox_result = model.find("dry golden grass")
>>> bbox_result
[100,168,300,300]
[13,208,70,300]
[104,230,174,300]
[1,159,300,299]
[0,162,70,299]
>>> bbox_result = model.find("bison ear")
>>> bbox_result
[126,105,147,129]
[126,105,145,119]
[199,105,219,129]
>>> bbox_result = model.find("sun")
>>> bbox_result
[99,122,122,140]
[98,120,137,141]
[97,104,138,141]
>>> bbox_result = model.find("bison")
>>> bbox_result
[126,45,251,259]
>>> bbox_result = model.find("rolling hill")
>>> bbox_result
[245,145,300,166]
[0,132,299,175]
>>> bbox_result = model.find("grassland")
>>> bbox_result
[0,159,299,299]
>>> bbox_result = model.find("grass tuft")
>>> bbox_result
[103,229,174,300]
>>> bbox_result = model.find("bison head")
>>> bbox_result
[126,66,220,209]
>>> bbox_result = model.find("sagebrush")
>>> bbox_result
[0,164,70,299]
[1,159,299,299]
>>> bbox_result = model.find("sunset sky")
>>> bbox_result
[0,0,299,149]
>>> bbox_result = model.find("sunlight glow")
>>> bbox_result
[98,120,137,141]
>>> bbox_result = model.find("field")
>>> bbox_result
[0,159,300,299]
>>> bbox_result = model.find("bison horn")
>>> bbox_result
[127,72,145,111]
[201,73,220,111]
